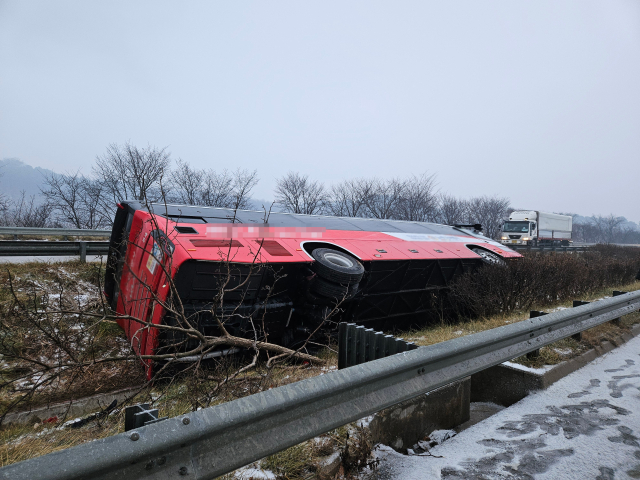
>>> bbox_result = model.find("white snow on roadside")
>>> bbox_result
[501,360,556,374]
[426,429,456,445]
[234,467,276,479]
[553,348,573,356]
[375,333,640,479]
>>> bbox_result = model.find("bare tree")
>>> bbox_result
[274,172,326,214]
[436,194,468,225]
[40,171,109,229]
[0,166,8,215]
[464,195,511,239]
[170,160,206,205]
[327,178,375,217]
[592,214,626,244]
[229,169,259,210]
[618,226,640,245]
[170,162,258,210]
[199,169,234,207]
[93,143,172,207]
[395,173,439,222]
[0,191,54,227]
[364,178,406,220]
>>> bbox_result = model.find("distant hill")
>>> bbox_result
[0,158,55,202]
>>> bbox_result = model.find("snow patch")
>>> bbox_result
[234,467,276,479]
[502,360,557,374]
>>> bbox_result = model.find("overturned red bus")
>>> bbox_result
[104,201,520,367]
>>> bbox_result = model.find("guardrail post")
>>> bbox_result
[526,310,547,358]
[373,332,386,360]
[13,234,18,240]
[124,404,166,431]
[338,323,348,369]
[337,323,423,368]
[365,329,376,362]
[611,291,628,325]
[347,324,358,368]
[78,241,87,263]
[572,301,590,341]
[356,326,367,364]
[385,335,397,356]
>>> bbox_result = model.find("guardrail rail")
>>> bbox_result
[1,289,638,479]
[0,227,111,261]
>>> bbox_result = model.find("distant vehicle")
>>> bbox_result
[500,210,572,247]
[104,201,520,372]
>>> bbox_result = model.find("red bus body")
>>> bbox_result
[104,201,520,374]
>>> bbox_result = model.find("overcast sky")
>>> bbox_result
[1,1,639,221]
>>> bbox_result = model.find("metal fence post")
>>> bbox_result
[338,323,348,369]
[373,331,386,361]
[356,326,367,365]
[347,324,358,368]
[527,310,547,358]
[572,300,590,341]
[395,338,407,353]
[78,241,87,263]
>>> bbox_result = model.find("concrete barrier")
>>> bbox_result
[368,377,470,452]
[470,323,640,406]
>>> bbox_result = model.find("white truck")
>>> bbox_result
[500,211,572,247]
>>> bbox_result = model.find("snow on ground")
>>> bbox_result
[375,333,640,479]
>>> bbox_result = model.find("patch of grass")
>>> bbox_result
[262,442,314,479]
[0,417,122,468]
[402,280,640,368]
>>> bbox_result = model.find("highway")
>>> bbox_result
[376,334,640,479]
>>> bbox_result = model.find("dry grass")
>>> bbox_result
[401,279,640,368]
[0,260,145,415]
[0,351,339,469]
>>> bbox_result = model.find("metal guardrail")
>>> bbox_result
[0,226,111,237]
[508,244,589,253]
[1,290,639,480]
[0,227,111,261]
[0,240,110,261]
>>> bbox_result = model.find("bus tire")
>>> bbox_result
[470,247,506,266]
[311,248,364,284]
[310,277,358,301]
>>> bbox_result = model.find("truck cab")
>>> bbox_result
[500,211,537,246]
[500,210,572,247]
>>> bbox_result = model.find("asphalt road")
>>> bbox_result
[376,334,640,480]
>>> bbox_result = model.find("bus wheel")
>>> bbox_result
[470,247,506,266]
[311,248,364,284]
[310,277,358,301]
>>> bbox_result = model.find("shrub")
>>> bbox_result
[448,246,640,318]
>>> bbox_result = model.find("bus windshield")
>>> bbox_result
[502,221,530,233]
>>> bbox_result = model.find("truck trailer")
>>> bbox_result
[104,201,521,372]
[500,210,572,247]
